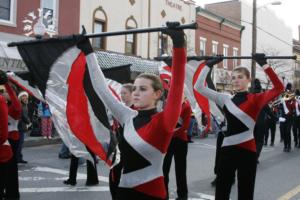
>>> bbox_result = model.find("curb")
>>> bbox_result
[24,137,62,147]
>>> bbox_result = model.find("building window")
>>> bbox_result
[212,41,218,56]
[41,0,57,31]
[223,44,229,69]
[92,7,107,50]
[0,0,10,21]
[158,33,168,56]
[233,47,238,68]
[125,16,138,55]
[199,37,206,56]
[0,0,16,26]
[92,20,105,50]
[125,28,137,55]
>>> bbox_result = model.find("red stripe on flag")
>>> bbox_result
[192,62,211,133]
[109,85,121,101]
[66,52,111,166]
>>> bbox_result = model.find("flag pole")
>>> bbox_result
[7,22,198,47]
[154,55,297,61]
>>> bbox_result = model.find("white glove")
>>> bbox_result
[279,117,286,122]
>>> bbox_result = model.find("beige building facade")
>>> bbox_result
[79,0,196,59]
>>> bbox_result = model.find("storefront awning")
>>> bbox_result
[0,41,27,71]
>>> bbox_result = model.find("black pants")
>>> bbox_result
[214,132,224,175]
[254,123,266,159]
[265,121,276,145]
[292,116,300,145]
[163,138,188,199]
[0,158,20,199]
[215,146,257,200]
[109,161,123,200]
[8,139,19,161]
[279,122,285,142]
[293,116,300,145]
[283,116,293,149]
[68,154,98,184]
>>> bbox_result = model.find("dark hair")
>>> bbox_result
[122,83,134,93]
[286,82,292,91]
[136,73,163,92]
[233,67,250,79]
[253,78,262,93]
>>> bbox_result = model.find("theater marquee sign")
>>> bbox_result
[165,0,182,11]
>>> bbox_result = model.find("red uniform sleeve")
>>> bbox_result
[5,83,22,119]
[174,101,192,136]
[162,48,186,132]
[0,96,8,145]
[256,66,284,109]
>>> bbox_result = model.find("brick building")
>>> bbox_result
[0,0,80,71]
[204,0,293,88]
[196,7,244,91]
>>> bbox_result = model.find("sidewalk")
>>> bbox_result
[24,131,62,147]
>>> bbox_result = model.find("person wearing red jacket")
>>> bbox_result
[163,97,192,200]
[194,54,284,200]
[0,70,20,199]
[5,82,22,159]
[89,22,186,199]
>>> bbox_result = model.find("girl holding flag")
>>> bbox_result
[88,22,186,199]
[194,54,284,200]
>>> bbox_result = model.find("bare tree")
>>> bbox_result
[261,48,292,89]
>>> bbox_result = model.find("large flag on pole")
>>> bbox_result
[15,36,116,166]
[187,60,224,132]
[159,59,224,133]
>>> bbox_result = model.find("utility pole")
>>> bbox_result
[251,0,257,91]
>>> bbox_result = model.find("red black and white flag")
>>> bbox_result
[15,37,117,166]
[158,59,224,133]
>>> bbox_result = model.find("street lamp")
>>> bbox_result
[251,0,281,91]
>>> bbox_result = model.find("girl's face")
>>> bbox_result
[20,95,28,104]
[132,78,161,110]
[231,71,250,92]
[120,87,132,106]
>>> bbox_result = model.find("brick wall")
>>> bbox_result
[205,1,241,25]
[195,14,242,70]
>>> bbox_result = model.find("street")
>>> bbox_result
[19,134,300,200]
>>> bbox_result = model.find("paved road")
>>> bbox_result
[19,133,300,200]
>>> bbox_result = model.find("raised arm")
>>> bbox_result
[253,53,284,108]
[5,82,21,119]
[82,46,136,125]
[76,38,136,125]
[161,22,186,132]
[194,57,227,107]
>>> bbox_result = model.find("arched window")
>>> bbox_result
[157,33,168,56]
[92,7,107,50]
[125,16,137,55]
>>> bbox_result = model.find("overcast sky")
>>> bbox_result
[194,0,300,40]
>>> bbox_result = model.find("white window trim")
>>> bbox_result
[233,47,239,68]
[233,47,239,55]
[40,0,59,34]
[223,44,229,69]
[212,41,218,55]
[0,0,17,27]
[200,37,206,55]
[212,40,219,45]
